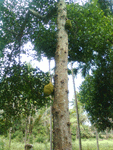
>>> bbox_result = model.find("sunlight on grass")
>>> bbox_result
[1,136,113,150]
[72,139,113,150]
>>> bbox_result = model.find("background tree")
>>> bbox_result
[0,63,51,133]
[70,98,89,140]
[78,59,113,131]
[71,62,82,150]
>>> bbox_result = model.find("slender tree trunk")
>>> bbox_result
[50,104,52,150]
[28,116,33,143]
[110,0,113,12]
[71,62,82,150]
[76,126,78,141]
[52,0,72,149]
[25,117,28,145]
[105,128,109,139]
[96,129,99,150]
[49,59,53,150]
[9,127,12,149]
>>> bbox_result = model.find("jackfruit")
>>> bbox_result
[44,82,54,96]
[65,19,72,30]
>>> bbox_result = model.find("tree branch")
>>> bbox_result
[16,11,30,43]
[0,26,17,37]
[29,6,57,24]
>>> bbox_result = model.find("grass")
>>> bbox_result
[73,139,113,150]
[1,137,113,150]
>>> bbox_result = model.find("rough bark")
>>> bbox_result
[52,1,72,149]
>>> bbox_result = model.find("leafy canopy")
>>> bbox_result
[78,59,113,131]
[0,63,50,117]
[0,1,113,64]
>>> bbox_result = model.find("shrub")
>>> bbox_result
[35,134,47,143]
[0,141,4,150]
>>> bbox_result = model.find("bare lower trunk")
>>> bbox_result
[96,129,99,150]
[25,117,28,145]
[76,126,78,141]
[49,59,53,150]
[50,105,52,150]
[28,116,33,143]
[52,1,72,149]
[9,127,12,149]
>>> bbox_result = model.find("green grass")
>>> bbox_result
[73,139,113,150]
[1,137,113,150]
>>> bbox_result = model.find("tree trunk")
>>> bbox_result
[28,116,33,143]
[50,104,52,150]
[76,126,78,141]
[52,0,72,149]
[9,127,12,149]
[25,117,28,145]
[96,129,99,150]
[71,62,82,150]
[49,59,53,150]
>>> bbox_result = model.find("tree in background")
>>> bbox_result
[0,63,50,117]
[0,63,51,148]
[78,57,113,131]
[70,98,89,140]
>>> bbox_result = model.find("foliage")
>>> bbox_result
[0,0,57,60]
[97,0,112,15]
[0,118,11,135]
[78,60,113,131]
[0,63,51,125]
[12,130,23,142]
[31,22,57,60]
[67,3,113,64]
[29,2,113,66]
[1,1,112,65]
[0,139,4,150]
[0,0,113,138]
[33,113,50,143]
[69,100,90,140]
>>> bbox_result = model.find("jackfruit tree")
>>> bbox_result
[0,0,72,149]
[0,0,113,148]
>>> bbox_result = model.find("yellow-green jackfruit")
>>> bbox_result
[44,82,54,96]
[65,19,72,30]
